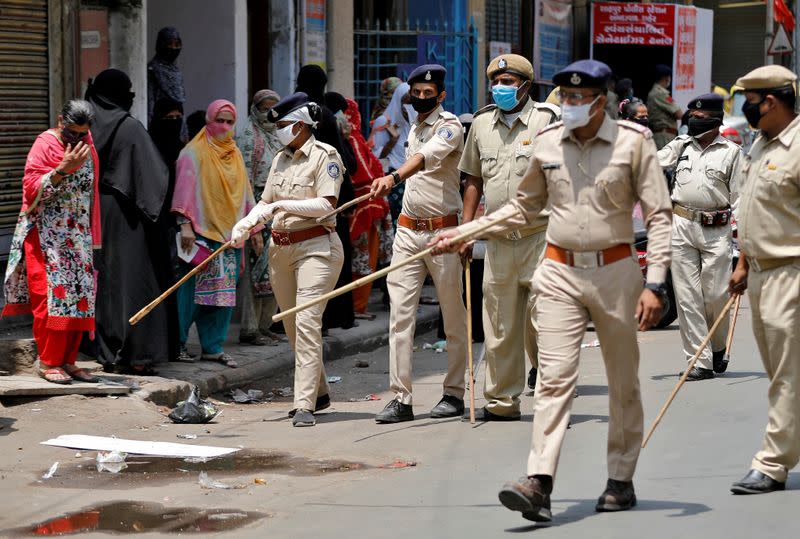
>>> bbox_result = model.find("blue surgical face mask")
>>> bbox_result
[492,84,521,112]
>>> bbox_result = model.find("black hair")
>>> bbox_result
[763,86,796,110]
[620,99,646,120]
[61,99,95,126]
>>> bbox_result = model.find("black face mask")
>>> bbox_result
[158,47,181,63]
[410,94,440,114]
[154,117,183,139]
[687,116,723,137]
[632,117,649,128]
[61,128,87,146]
[742,98,765,129]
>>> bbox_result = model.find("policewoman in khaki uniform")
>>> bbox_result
[657,93,743,380]
[370,64,467,424]
[432,60,672,522]
[647,64,683,149]
[460,54,559,420]
[729,66,800,495]
[233,93,344,427]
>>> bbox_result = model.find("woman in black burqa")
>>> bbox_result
[86,69,178,373]
[295,65,357,330]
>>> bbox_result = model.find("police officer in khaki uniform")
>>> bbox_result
[728,65,800,495]
[460,54,559,420]
[432,60,672,522]
[369,64,467,424]
[647,64,683,149]
[233,93,344,428]
[658,93,743,380]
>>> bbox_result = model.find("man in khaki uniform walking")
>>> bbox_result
[647,64,683,149]
[658,93,743,380]
[460,54,559,420]
[431,60,671,522]
[729,65,800,495]
[370,64,467,423]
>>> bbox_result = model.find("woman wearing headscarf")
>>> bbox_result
[147,26,186,124]
[369,82,412,228]
[172,99,258,368]
[86,68,175,374]
[2,100,102,384]
[236,89,283,346]
[296,66,356,330]
[232,92,344,427]
[370,76,402,125]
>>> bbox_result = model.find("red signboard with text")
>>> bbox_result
[674,7,696,91]
[592,1,675,46]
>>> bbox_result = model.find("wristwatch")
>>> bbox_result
[644,282,669,303]
[390,171,401,186]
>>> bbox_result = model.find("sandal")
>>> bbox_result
[239,334,268,346]
[354,312,377,321]
[203,353,238,368]
[63,365,99,383]
[176,346,196,363]
[38,367,72,385]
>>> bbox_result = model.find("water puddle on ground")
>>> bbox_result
[36,450,368,489]
[7,501,266,535]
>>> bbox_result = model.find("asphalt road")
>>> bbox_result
[0,298,797,538]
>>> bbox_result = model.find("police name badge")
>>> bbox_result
[437,127,454,140]
[327,162,341,179]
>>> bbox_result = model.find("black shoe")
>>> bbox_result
[431,395,464,418]
[712,350,729,373]
[527,367,537,391]
[731,469,786,495]
[292,409,316,427]
[466,406,521,422]
[288,394,331,418]
[498,476,553,522]
[596,479,637,512]
[375,399,414,423]
[680,366,714,381]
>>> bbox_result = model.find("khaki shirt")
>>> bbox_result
[658,134,742,216]
[262,136,344,231]
[401,105,464,218]
[459,99,559,238]
[647,83,681,131]
[460,115,673,283]
[738,115,800,259]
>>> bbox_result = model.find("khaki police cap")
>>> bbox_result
[735,65,797,91]
[487,54,534,81]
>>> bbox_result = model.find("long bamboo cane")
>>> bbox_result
[129,241,233,326]
[641,294,737,448]
[721,294,742,370]
[315,192,373,223]
[465,262,476,424]
[272,212,517,322]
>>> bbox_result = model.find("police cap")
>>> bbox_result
[267,92,310,123]
[486,54,534,81]
[735,65,797,91]
[408,64,446,92]
[687,93,724,113]
[552,60,612,89]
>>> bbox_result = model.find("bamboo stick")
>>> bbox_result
[315,192,373,223]
[465,263,476,424]
[722,294,742,367]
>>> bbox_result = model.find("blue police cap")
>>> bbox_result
[408,64,446,91]
[267,91,311,123]
[688,92,724,112]
[552,60,612,89]
[655,64,672,78]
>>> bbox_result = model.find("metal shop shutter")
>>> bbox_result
[0,0,49,228]
[711,5,767,90]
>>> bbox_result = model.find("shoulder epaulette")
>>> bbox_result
[440,110,458,120]
[618,119,653,139]
[532,102,561,118]
[314,140,339,156]
[537,121,563,135]
[473,104,497,118]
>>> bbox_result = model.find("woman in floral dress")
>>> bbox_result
[2,100,102,384]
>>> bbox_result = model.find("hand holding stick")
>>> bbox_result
[315,192,373,223]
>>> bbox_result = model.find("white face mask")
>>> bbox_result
[277,122,299,146]
[561,95,601,130]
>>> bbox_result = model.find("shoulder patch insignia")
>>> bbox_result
[437,126,455,140]
[327,162,341,179]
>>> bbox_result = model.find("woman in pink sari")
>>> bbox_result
[2,100,102,384]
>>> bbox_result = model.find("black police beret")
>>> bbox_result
[267,92,311,123]
[408,64,446,91]
[552,60,612,89]
[687,93,724,112]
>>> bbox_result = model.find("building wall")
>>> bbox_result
[109,1,148,122]
[269,0,297,98]
[327,0,355,97]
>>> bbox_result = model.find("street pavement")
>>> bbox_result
[0,297,798,537]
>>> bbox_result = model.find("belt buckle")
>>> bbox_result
[419,219,433,231]
[507,230,521,241]
[748,257,761,272]
[276,233,290,246]
[571,250,599,269]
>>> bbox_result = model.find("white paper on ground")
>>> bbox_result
[40,435,240,458]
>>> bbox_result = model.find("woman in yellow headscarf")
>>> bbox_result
[172,99,258,367]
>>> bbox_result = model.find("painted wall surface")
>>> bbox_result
[147,0,248,127]
[110,3,148,123]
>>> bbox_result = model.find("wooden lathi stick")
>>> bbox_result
[273,211,517,323]
[641,294,737,448]
[465,262,476,424]
[315,192,373,223]
[722,294,742,366]
[129,241,233,326]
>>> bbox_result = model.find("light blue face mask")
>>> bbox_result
[492,84,521,111]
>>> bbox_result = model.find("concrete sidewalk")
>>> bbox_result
[0,288,442,407]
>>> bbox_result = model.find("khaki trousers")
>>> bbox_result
[527,257,644,481]
[269,233,344,411]
[748,262,800,483]
[671,215,731,369]
[482,231,546,416]
[387,226,467,405]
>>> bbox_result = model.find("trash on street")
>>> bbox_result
[168,386,220,423]
[327,376,342,384]
[42,462,59,479]
[348,394,381,402]
[40,434,239,458]
[230,388,265,404]
[96,451,128,473]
